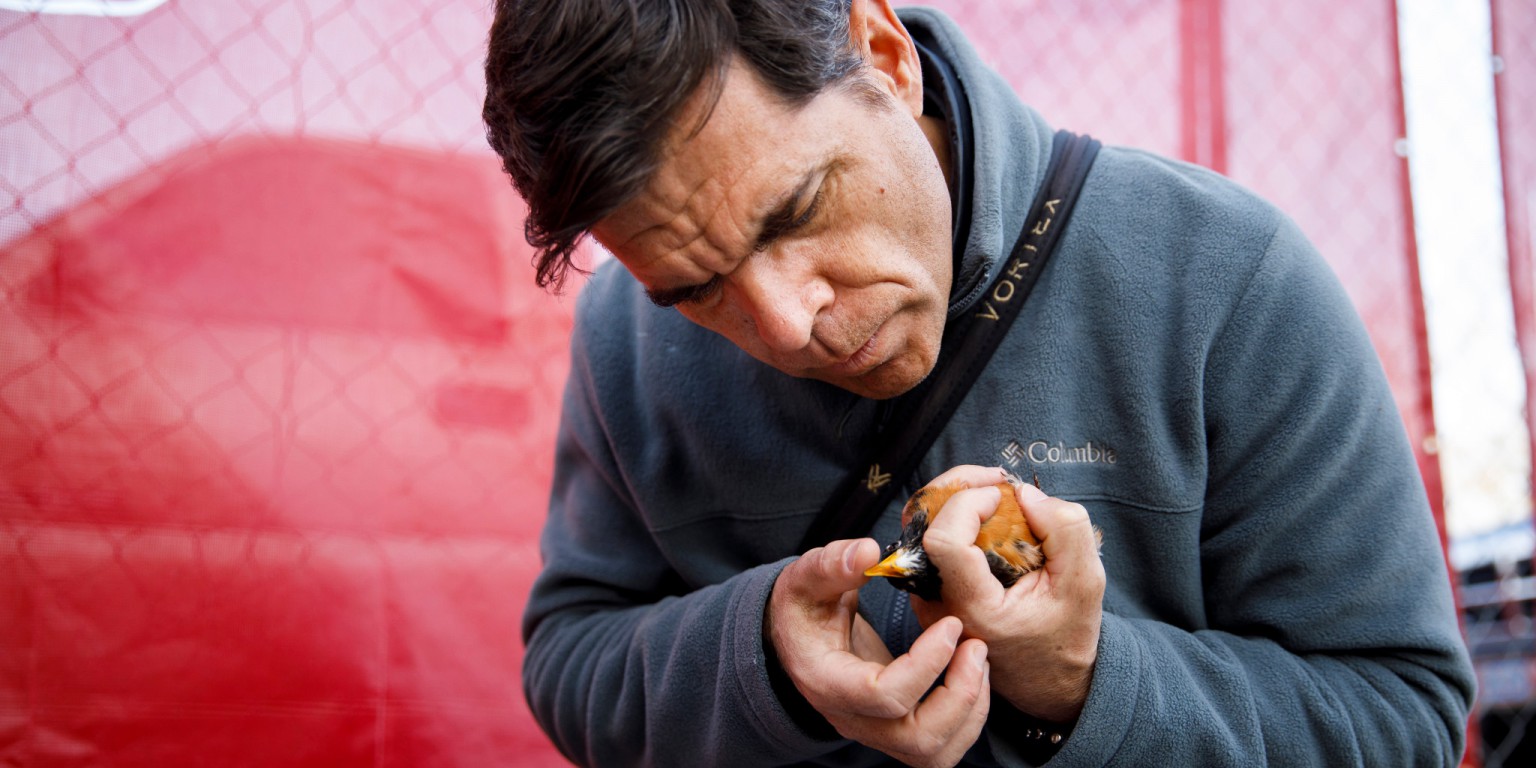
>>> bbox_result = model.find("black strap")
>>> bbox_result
[798,130,1100,551]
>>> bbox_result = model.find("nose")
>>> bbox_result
[732,253,833,354]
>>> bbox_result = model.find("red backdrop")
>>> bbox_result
[1496,0,1536,497]
[0,2,1447,765]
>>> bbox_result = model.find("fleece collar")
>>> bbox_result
[897,6,1056,321]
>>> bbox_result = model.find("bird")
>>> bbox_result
[863,472,1044,601]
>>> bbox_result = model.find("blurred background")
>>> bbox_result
[0,0,1530,765]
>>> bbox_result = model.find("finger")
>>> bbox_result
[902,467,1008,528]
[1014,482,1103,585]
[830,637,988,766]
[768,539,878,663]
[897,639,991,765]
[916,639,990,729]
[925,464,1014,491]
[951,642,994,755]
[831,616,963,719]
[921,486,1006,603]
[781,537,881,605]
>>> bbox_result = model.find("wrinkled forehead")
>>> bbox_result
[594,59,822,257]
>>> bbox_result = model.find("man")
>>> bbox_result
[482,1,1475,765]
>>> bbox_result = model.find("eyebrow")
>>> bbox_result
[642,168,819,308]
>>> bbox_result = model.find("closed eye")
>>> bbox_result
[646,274,722,308]
[754,169,829,252]
[655,187,824,309]
[792,185,829,233]
[790,187,824,230]
[651,167,830,310]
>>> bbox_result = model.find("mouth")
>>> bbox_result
[823,325,885,378]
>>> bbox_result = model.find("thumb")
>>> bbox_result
[1014,481,1101,580]
[782,538,880,603]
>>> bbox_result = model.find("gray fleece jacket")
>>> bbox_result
[521,7,1475,766]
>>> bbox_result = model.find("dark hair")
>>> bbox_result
[483,0,862,291]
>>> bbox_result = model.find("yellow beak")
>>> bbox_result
[863,550,911,578]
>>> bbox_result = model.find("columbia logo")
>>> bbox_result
[1001,440,1117,467]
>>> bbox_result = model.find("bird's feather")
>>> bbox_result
[865,475,1045,599]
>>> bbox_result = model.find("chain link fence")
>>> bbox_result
[1472,0,1536,765]
[2,1,578,765]
[0,0,1520,765]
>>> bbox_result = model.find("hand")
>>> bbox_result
[767,537,991,768]
[908,466,1105,724]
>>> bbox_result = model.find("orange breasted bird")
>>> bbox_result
[864,473,1044,601]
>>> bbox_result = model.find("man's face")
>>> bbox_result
[592,57,954,400]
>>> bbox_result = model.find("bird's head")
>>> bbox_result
[864,509,943,601]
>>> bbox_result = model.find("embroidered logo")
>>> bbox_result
[865,464,892,492]
[1000,439,1117,467]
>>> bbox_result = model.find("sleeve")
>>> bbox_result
[1034,219,1476,766]
[518,309,842,768]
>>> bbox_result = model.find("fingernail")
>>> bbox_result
[1017,482,1046,502]
[843,541,861,573]
[944,618,964,645]
[971,643,989,672]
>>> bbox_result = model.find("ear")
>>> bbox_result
[847,0,924,117]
